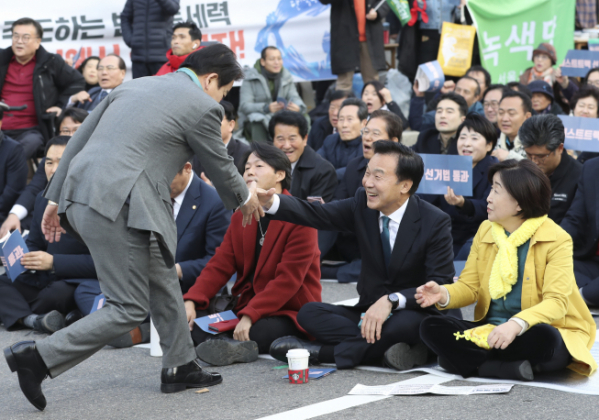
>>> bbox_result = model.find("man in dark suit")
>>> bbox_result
[308,89,355,152]
[261,141,458,370]
[0,136,96,333]
[193,100,249,178]
[270,110,337,203]
[561,157,599,305]
[70,55,126,112]
[412,92,467,155]
[0,105,28,223]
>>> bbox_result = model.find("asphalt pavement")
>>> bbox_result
[0,281,597,420]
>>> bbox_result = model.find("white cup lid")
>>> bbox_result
[286,348,310,358]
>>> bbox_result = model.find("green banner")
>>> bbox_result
[386,0,412,26]
[467,0,575,84]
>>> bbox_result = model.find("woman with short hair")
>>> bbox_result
[570,85,599,163]
[416,159,597,381]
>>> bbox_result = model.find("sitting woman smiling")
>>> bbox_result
[416,159,597,381]
[420,114,498,258]
[183,143,322,366]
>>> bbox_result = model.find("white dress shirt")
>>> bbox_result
[67,88,113,108]
[172,174,193,220]
[379,199,409,310]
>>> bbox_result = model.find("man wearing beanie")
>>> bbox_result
[528,80,566,116]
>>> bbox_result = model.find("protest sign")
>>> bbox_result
[589,39,599,52]
[416,154,473,196]
[194,310,237,335]
[467,0,575,84]
[385,0,411,26]
[90,294,106,313]
[558,115,599,153]
[437,22,477,77]
[0,230,29,281]
[1,0,333,81]
[415,61,445,92]
[560,50,599,77]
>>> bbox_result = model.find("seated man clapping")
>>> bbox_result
[183,142,322,366]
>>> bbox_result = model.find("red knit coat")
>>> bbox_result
[183,190,322,332]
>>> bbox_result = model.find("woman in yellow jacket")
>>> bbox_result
[416,159,597,381]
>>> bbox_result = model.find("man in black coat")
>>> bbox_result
[0,116,28,223]
[193,100,250,178]
[519,114,581,224]
[270,111,337,203]
[121,0,181,78]
[320,0,390,90]
[262,141,459,370]
[412,92,466,155]
[308,89,355,152]
[0,136,96,333]
[0,19,85,158]
[561,157,599,305]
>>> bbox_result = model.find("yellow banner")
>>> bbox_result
[437,22,477,77]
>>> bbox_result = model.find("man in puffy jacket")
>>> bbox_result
[156,21,202,76]
[238,46,306,142]
[121,0,181,78]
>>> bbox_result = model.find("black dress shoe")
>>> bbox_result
[4,341,49,411]
[269,336,322,365]
[32,311,65,334]
[383,342,429,371]
[161,359,222,393]
[65,310,83,327]
[196,336,258,366]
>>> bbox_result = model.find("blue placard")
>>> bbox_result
[194,310,237,335]
[416,154,473,196]
[416,60,445,92]
[558,115,599,153]
[90,294,106,313]
[1,230,29,281]
[453,260,466,282]
[560,50,599,77]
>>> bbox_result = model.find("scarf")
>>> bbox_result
[260,66,282,102]
[528,67,555,85]
[488,215,547,300]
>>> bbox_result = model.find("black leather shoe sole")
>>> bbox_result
[160,374,223,393]
[383,342,428,371]
[196,339,258,366]
[4,345,47,411]
[36,311,65,334]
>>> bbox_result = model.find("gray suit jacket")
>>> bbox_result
[45,72,249,268]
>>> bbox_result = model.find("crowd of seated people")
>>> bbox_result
[2,14,599,385]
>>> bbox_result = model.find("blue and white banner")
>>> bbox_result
[416,154,473,196]
[560,50,599,78]
[1,0,333,81]
[415,60,445,92]
[558,115,599,153]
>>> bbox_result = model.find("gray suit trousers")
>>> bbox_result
[36,203,196,378]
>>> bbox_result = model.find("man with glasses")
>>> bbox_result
[519,114,581,224]
[70,55,126,112]
[481,84,506,133]
[0,18,84,159]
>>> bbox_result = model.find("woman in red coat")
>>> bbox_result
[183,142,322,366]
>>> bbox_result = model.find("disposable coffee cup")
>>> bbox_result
[286,349,310,384]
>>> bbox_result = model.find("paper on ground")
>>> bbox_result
[349,383,513,396]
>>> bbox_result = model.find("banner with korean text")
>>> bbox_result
[416,154,473,196]
[0,0,333,81]
[560,50,599,78]
[558,115,599,153]
[467,0,575,84]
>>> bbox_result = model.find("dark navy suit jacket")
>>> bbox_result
[176,175,232,293]
[19,193,96,288]
[336,155,367,200]
[12,158,47,229]
[0,133,28,221]
[561,157,599,261]
[77,86,108,112]
[289,146,337,203]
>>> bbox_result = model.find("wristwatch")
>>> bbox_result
[387,293,399,310]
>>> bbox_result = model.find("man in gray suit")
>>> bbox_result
[3,44,263,411]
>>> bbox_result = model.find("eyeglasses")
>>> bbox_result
[587,80,599,88]
[525,150,555,163]
[97,66,119,72]
[59,126,80,135]
[361,128,386,138]
[483,100,499,109]
[12,34,37,43]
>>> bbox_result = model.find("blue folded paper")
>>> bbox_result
[194,310,237,335]
[283,368,336,379]
[0,230,30,281]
